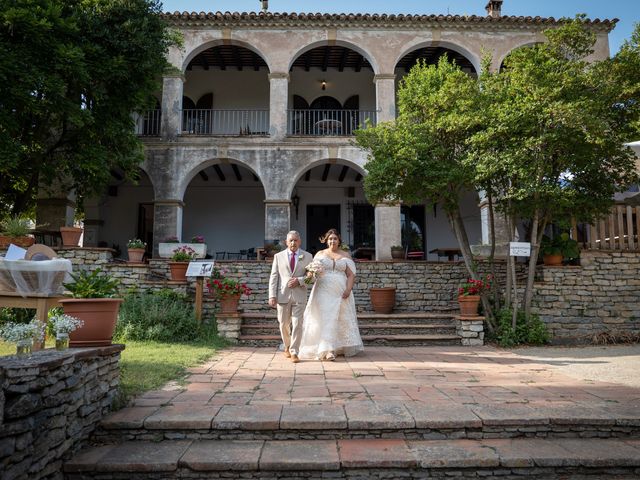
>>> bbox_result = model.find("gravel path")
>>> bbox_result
[507,344,640,388]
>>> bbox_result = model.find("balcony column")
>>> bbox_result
[373,74,396,123]
[152,199,183,257]
[264,200,290,245]
[375,202,401,261]
[82,196,103,247]
[160,73,184,141]
[35,180,77,233]
[268,72,289,140]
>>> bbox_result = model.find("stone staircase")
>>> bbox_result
[239,311,461,346]
[63,346,640,479]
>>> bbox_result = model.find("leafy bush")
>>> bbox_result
[115,289,218,342]
[64,268,120,298]
[492,308,550,348]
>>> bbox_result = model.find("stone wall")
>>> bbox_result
[532,251,640,343]
[38,247,640,342]
[0,345,124,480]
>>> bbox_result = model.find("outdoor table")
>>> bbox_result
[429,247,463,261]
[0,291,65,350]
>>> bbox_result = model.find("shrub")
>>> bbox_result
[115,289,218,342]
[492,308,550,348]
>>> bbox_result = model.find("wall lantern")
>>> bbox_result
[321,80,326,91]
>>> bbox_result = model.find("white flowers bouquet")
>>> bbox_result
[304,260,325,285]
[50,314,84,334]
[0,319,45,343]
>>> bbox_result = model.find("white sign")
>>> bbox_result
[186,261,215,277]
[509,242,531,257]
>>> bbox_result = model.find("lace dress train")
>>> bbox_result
[298,255,364,360]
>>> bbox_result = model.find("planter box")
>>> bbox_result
[158,242,207,259]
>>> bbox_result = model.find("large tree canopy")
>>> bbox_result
[0,0,175,217]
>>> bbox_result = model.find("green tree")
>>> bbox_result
[0,0,175,217]
[473,17,639,319]
[356,57,497,327]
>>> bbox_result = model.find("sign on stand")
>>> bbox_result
[186,261,215,321]
[509,242,531,257]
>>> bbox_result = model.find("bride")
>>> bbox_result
[298,228,364,361]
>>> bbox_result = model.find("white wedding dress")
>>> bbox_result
[298,254,364,360]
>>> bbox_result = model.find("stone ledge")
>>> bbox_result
[0,344,125,370]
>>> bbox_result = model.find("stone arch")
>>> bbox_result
[393,40,480,75]
[286,157,366,199]
[178,157,265,200]
[181,39,272,73]
[287,40,379,75]
[496,41,544,71]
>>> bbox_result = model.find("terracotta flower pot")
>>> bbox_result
[168,261,189,281]
[128,248,145,263]
[60,226,83,247]
[391,249,404,259]
[60,298,123,347]
[370,287,396,314]
[458,295,480,316]
[0,235,35,249]
[543,254,563,266]
[218,293,241,313]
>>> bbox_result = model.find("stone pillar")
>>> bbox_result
[456,315,485,346]
[265,200,290,244]
[35,182,76,232]
[160,73,184,141]
[374,203,401,261]
[152,199,183,257]
[477,193,513,257]
[374,74,396,123]
[268,72,289,140]
[82,197,103,247]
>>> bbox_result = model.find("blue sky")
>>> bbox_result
[161,0,639,54]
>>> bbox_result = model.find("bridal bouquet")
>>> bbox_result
[304,260,325,285]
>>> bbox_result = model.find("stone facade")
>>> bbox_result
[0,345,124,480]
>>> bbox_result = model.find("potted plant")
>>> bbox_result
[370,287,396,314]
[127,238,146,263]
[390,245,405,259]
[0,319,45,357]
[59,224,83,247]
[457,275,491,317]
[158,235,207,258]
[206,266,252,313]
[0,216,35,249]
[540,233,579,266]
[263,241,283,260]
[49,313,83,351]
[168,245,197,281]
[59,268,122,347]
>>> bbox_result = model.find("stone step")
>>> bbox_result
[93,401,640,443]
[64,437,640,479]
[240,311,457,326]
[240,323,457,336]
[236,333,461,346]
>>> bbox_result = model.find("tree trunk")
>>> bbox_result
[522,209,543,321]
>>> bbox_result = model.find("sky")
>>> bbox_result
[160,0,639,54]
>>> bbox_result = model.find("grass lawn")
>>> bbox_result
[0,338,228,406]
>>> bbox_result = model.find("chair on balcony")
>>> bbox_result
[215,251,226,260]
[226,252,241,260]
[246,247,257,260]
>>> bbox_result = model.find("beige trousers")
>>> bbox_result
[277,301,305,355]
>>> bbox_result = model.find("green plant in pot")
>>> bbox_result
[0,215,35,248]
[60,268,123,347]
[390,245,405,259]
[540,233,579,266]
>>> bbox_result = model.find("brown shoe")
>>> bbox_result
[290,354,300,363]
[284,347,291,358]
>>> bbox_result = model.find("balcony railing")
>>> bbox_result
[580,204,640,251]
[182,109,269,136]
[134,110,161,136]
[287,109,377,136]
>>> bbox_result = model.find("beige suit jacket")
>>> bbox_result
[268,249,312,304]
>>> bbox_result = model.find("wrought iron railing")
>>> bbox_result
[181,109,269,136]
[134,110,161,136]
[287,109,377,136]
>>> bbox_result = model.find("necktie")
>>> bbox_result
[290,252,295,272]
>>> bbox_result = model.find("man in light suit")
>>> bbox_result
[268,230,312,363]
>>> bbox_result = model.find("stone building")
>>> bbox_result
[43,2,616,259]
